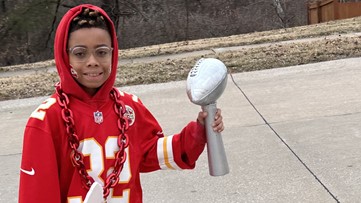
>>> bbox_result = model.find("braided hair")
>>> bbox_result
[69,8,110,34]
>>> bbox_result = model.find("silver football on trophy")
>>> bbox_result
[186,58,228,106]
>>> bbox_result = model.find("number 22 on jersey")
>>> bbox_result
[30,98,56,120]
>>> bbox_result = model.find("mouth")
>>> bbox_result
[84,72,103,77]
[82,72,105,82]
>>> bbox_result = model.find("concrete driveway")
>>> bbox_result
[1,57,361,202]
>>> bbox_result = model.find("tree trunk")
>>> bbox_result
[272,0,288,27]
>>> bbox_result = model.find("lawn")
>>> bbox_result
[1,16,361,101]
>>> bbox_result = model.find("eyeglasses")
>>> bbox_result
[68,46,113,63]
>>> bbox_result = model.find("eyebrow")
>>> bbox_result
[96,44,111,48]
[69,44,111,49]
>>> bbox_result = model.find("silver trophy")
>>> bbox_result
[186,58,229,176]
[84,181,103,203]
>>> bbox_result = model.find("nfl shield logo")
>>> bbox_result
[93,111,103,124]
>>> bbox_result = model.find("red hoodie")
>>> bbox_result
[54,4,119,104]
[19,4,206,203]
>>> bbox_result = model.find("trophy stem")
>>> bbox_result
[202,103,229,176]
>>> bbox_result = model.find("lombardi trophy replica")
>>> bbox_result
[84,181,103,203]
[186,58,229,176]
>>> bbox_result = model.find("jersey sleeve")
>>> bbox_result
[136,101,206,172]
[157,121,206,170]
[19,97,63,203]
[19,125,61,203]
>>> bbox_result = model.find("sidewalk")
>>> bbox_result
[1,57,361,202]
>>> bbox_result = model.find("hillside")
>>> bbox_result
[0,0,307,66]
[1,16,361,101]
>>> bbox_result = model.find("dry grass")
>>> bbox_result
[118,16,361,59]
[1,17,361,101]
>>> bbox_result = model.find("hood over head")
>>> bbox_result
[54,4,118,104]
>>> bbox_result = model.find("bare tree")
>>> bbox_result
[46,0,61,48]
[0,0,6,14]
[272,0,288,27]
[0,0,309,66]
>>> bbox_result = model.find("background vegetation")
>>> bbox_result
[0,0,308,66]
[1,15,361,101]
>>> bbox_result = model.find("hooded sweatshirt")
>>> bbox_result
[19,4,206,203]
[54,4,118,105]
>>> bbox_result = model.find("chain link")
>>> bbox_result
[56,84,129,199]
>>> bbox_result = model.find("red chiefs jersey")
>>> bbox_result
[18,4,206,203]
[19,90,206,202]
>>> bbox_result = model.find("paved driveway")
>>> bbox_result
[1,57,361,202]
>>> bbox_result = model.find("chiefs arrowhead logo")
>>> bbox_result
[124,105,135,126]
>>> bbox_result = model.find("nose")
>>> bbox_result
[86,52,99,66]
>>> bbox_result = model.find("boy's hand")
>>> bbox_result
[197,109,224,133]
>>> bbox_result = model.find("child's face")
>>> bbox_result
[68,28,112,95]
